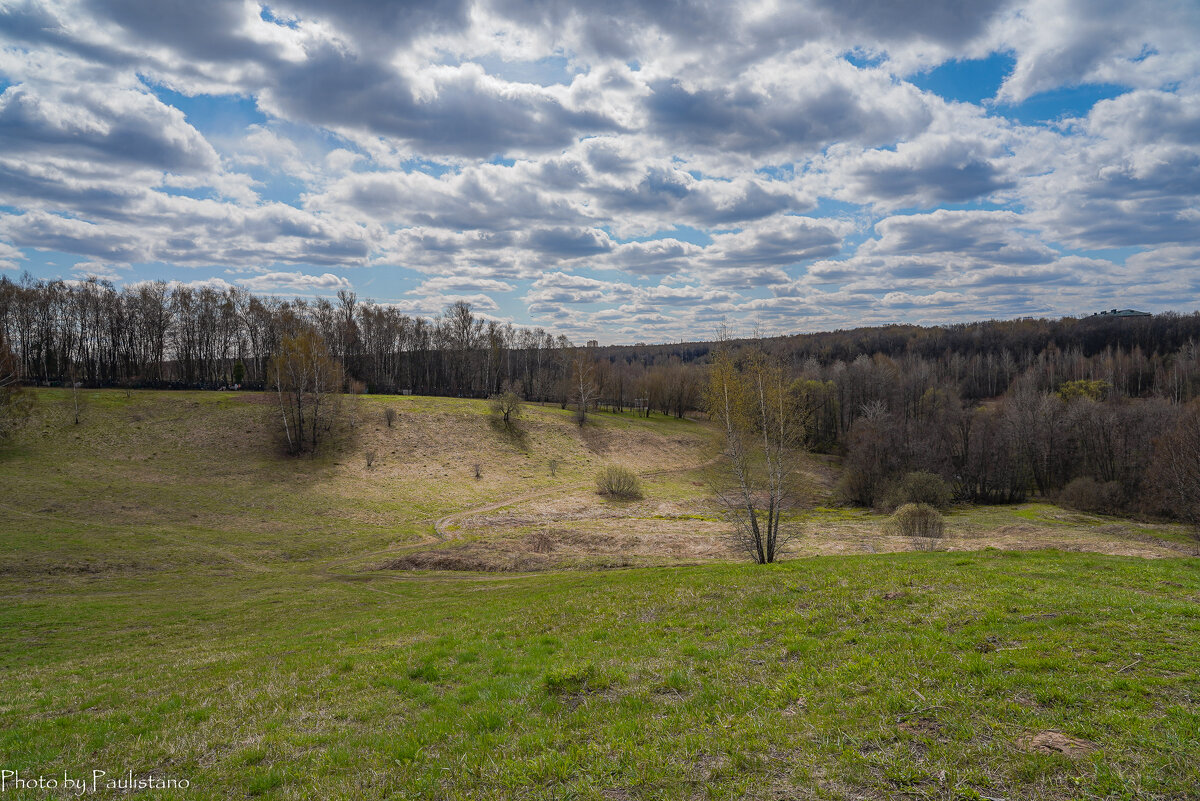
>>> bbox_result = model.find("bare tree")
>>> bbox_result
[489,381,523,429]
[0,335,32,440]
[569,349,599,426]
[268,329,344,455]
[66,365,84,426]
[705,346,810,563]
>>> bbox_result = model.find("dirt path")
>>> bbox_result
[432,459,716,540]
[315,459,717,576]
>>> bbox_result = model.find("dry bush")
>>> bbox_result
[365,450,377,468]
[473,463,482,480]
[526,531,554,553]
[1057,476,1125,515]
[888,503,945,548]
[384,407,398,428]
[596,465,643,500]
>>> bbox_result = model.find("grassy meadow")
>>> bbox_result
[1,389,1197,799]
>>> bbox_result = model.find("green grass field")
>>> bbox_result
[1,390,1197,799]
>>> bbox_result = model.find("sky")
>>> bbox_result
[1,0,1198,343]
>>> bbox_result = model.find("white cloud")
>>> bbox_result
[240,271,352,292]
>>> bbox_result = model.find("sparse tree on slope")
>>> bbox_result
[489,381,523,429]
[706,346,810,563]
[569,349,599,426]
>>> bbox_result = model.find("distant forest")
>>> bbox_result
[4,273,1200,523]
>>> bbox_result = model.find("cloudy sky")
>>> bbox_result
[1,0,1198,342]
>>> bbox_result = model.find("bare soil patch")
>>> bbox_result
[1018,731,1098,757]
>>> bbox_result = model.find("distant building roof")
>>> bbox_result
[1092,309,1151,318]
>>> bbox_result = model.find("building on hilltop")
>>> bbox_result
[1092,309,1151,318]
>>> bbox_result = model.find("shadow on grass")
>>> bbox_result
[488,417,530,451]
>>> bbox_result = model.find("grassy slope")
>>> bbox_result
[1,391,1197,800]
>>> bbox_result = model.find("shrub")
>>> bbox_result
[596,465,643,500]
[384,407,398,428]
[879,471,953,512]
[888,503,945,545]
[1057,476,1125,516]
[526,531,554,553]
[365,450,377,468]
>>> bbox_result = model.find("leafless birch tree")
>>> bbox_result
[268,329,344,455]
[705,345,810,563]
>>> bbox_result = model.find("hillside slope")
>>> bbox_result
[1,390,1198,799]
[0,389,709,579]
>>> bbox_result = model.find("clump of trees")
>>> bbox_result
[706,345,810,564]
[596,465,643,500]
[835,374,1181,520]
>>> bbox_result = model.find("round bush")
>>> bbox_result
[596,465,643,500]
[888,502,945,540]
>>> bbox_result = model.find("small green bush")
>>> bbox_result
[596,465,643,500]
[879,471,952,511]
[888,503,945,545]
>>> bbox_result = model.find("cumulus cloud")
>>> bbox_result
[1016,90,1200,249]
[0,240,26,270]
[995,0,1200,102]
[240,270,352,292]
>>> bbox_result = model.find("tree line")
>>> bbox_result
[0,274,705,416]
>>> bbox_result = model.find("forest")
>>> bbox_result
[2,273,1199,529]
